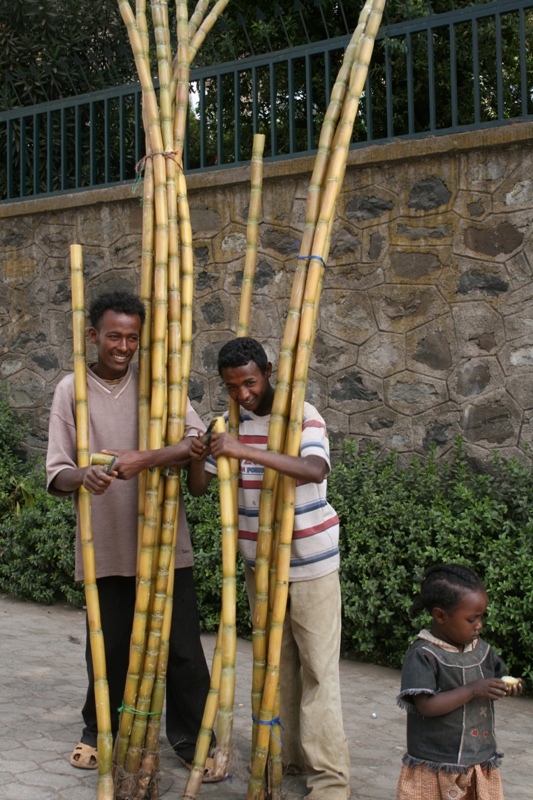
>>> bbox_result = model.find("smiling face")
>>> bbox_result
[431,589,489,649]
[220,359,274,416]
[89,309,141,381]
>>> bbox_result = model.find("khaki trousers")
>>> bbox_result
[245,566,350,800]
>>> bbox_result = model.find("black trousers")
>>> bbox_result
[81,568,213,761]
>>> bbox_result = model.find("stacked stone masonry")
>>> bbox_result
[1,124,533,462]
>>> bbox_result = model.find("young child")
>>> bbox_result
[188,337,350,800]
[396,564,522,800]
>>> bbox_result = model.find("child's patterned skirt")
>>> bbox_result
[396,763,504,800]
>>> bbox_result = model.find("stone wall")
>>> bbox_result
[1,123,533,461]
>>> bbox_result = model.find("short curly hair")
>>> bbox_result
[217,337,269,376]
[89,291,145,329]
[410,563,485,618]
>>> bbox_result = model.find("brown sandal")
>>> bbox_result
[70,742,98,770]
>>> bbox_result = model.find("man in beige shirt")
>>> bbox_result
[47,291,217,778]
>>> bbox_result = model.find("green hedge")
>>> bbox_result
[184,484,251,638]
[329,439,533,684]
[0,394,82,605]
[0,391,532,684]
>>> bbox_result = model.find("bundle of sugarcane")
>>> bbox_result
[110,2,230,799]
[247,2,386,798]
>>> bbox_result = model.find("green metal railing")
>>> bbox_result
[1,0,532,203]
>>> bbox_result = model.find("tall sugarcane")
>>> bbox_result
[114,2,231,794]
[114,0,173,780]
[181,620,224,800]
[70,244,114,800]
[250,0,370,696]
[231,130,266,537]
[211,415,238,778]
[179,132,266,800]
[114,2,168,772]
[249,2,376,779]
[248,2,386,797]
[137,141,154,565]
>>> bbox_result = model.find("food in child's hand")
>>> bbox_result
[501,675,520,686]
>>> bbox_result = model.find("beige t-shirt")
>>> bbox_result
[46,364,204,581]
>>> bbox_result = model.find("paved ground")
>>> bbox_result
[1,593,531,800]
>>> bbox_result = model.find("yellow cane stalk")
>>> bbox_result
[181,619,224,800]
[263,0,374,463]
[248,17,368,764]
[237,133,265,338]
[133,536,177,800]
[226,132,266,536]
[122,472,178,781]
[132,527,182,799]
[116,32,171,760]
[138,136,154,563]
[70,244,113,800]
[268,686,283,800]
[211,416,238,780]
[176,169,194,424]
[126,85,189,785]
[188,0,209,39]
[187,0,231,66]
[248,3,385,796]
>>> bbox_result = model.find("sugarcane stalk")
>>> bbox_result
[263,0,373,459]
[70,244,114,800]
[248,474,294,800]
[118,0,172,749]
[268,685,283,800]
[249,23,367,738]
[125,25,189,774]
[181,619,224,800]
[187,0,230,65]
[115,131,169,772]
[226,130,265,481]
[188,0,209,38]
[211,415,238,780]
[237,133,265,337]
[133,519,178,800]
[121,472,178,782]
[137,138,154,565]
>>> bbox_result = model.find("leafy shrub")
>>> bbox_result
[329,438,533,685]
[1,377,533,688]
[0,392,83,606]
[184,482,251,638]
[0,469,82,606]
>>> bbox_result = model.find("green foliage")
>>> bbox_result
[1,0,136,108]
[0,471,82,606]
[0,393,82,606]
[329,439,533,686]
[184,482,251,638]
[1,378,532,688]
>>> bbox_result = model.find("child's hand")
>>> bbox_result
[470,678,508,701]
[502,677,523,697]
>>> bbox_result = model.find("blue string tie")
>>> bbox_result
[252,714,284,745]
[297,254,327,269]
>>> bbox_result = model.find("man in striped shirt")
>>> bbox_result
[188,337,350,800]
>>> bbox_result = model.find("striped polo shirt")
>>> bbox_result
[205,402,340,582]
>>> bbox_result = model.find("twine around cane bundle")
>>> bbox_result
[135,150,184,175]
